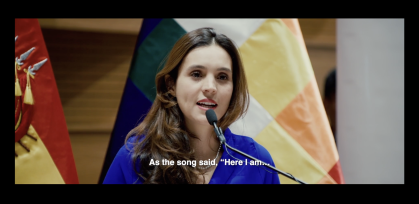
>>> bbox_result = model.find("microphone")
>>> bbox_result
[205,109,307,184]
[205,109,226,144]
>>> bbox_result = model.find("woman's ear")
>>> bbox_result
[165,74,176,97]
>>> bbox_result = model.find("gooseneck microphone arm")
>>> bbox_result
[211,122,226,144]
[205,109,307,184]
[218,126,307,184]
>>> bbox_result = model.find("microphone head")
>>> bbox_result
[205,109,218,126]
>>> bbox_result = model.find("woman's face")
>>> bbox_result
[173,44,233,128]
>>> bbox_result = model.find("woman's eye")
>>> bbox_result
[191,71,201,78]
[218,74,228,80]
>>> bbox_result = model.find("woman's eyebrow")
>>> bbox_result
[187,65,232,73]
[217,67,232,73]
[187,65,206,70]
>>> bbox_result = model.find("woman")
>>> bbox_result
[103,27,280,184]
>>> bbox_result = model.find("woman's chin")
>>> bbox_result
[195,116,213,127]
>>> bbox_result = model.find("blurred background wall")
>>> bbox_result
[337,19,404,184]
[38,18,338,184]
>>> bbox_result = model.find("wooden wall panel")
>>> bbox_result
[39,19,143,35]
[69,133,110,184]
[299,18,336,48]
[41,28,139,183]
[41,28,138,133]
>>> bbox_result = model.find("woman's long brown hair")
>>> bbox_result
[125,27,249,184]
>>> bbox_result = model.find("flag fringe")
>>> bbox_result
[15,62,22,96]
[23,70,34,105]
[15,81,22,96]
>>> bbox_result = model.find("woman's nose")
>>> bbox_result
[202,77,217,94]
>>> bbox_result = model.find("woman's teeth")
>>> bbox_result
[197,102,217,108]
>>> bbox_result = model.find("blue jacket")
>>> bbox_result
[103,128,280,184]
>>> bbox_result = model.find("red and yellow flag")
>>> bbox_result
[15,19,79,184]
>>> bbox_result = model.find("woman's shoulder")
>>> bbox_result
[125,135,142,149]
[113,135,145,162]
[103,135,144,184]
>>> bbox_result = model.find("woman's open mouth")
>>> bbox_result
[196,99,218,110]
[197,102,218,109]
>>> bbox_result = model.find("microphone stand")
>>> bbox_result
[214,126,307,184]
